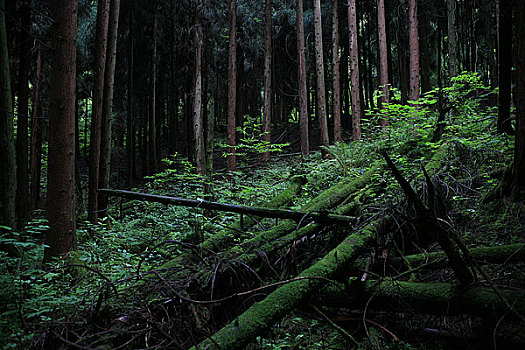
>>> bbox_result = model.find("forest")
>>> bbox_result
[1,0,525,348]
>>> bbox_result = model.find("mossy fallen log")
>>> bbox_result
[353,243,525,273]
[190,220,380,350]
[315,278,525,319]
[199,176,305,252]
[227,164,384,257]
[157,177,306,269]
[231,184,376,270]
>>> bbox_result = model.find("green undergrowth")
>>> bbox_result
[1,72,521,349]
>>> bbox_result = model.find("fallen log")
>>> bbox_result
[98,188,355,225]
[190,219,381,350]
[315,278,525,319]
[198,176,306,252]
[227,163,384,258]
[353,243,525,273]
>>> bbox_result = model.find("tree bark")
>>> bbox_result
[408,0,420,102]
[98,0,121,216]
[30,44,42,210]
[418,0,431,94]
[15,0,32,228]
[87,0,110,223]
[44,0,78,261]
[313,0,330,156]
[262,0,272,162]
[348,0,361,141]
[0,0,16,229]
[149,1,158,174]
[332,0,342,143]
[497,0,513,134]
[510,0,525,200]
[377,0,389,113]
[297,0,309,157]
[227,0,237,172]
[126,0,135,187]
[447,0,458,79]
[193,13,205,175]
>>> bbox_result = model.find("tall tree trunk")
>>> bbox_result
[297,0,309,157]
[332,0,342,143]
[510,0,525,200]
[348,0,361,141]
[447,0,458,79]
[44,0,78,261]
[483,1,497,102]
[87,0,110,223]
[126,0,135,186]
[99,0,121,216]
[193,14,205,175]
[408,0,420,102]
[262,0,272,162]
[30,44,42,210]
[0,0,16,229]
[313,0,330,156]
[497,0,513,134]
[149,1,158,174]
[377,0,389,113]
[418,0,431,94]
[15,0,32,228]
[341,30,350,130]
[227,0,237,171]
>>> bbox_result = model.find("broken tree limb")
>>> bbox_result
[190,219,381,350]
[199,176,306,252]
[98,188,355,225]
[315,278,525,320]
[382,151,474,286]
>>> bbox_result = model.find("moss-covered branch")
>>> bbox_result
[190,220,380,350]
[316,278,525,319]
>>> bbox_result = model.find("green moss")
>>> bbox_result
[191,221,378,350]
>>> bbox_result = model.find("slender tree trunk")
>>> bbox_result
[341,31,350,130]
[262,0,272,162]
[126,0,135,186]
[432,27,446,143]
[332,0,342,143]
[497,0,513,134]
[408,0,420,102]
[365,16,375,110]
[30,44,42,210]
[15,0,32,227]
[149,1,158,174]
[447,0,458,79]
[377,0,389,114]
[0,0,16,229]
[227,0,237,171]
[510,0,525,200]
[193,14,205,175]
[99,0,121,215]
[348,0,361,141]
[418,0,431,94]
[483,1,497,102]
[44,0,78,261]
[313,0,330,156]
[87,0,110,223]
[297,0,309,157]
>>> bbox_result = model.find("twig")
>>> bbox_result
[310,303,359,346]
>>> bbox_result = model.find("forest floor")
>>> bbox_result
[1,74,525,349]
